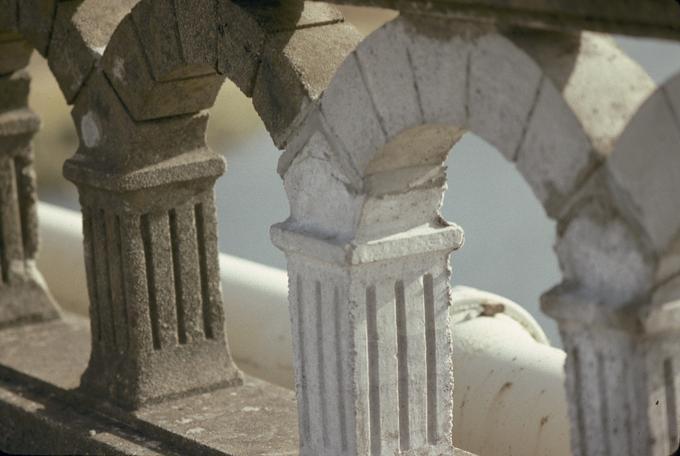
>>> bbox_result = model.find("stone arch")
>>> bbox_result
[597,70,680,455]
[0,1,137,328]
[55,0,361,409]
[273,14,657,455]
[93,0,362,146]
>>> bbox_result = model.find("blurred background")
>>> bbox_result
[29,6,680,346]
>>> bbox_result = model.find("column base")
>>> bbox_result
[80,339,243,411]
[0,268,60,329]
[0,313,299,455]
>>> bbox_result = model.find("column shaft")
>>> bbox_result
[77,187,241,409]
[279,233,460,456]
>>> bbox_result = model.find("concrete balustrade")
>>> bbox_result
[36,201,573,455]
[1,0,680,454]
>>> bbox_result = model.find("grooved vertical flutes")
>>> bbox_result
[275,241,462,456]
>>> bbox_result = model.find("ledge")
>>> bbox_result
[318,0,680,40]
[271,222,464,265]
[0,314,299,455]
[63,151,225,192]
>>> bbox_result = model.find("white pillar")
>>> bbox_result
[273,223,463,455]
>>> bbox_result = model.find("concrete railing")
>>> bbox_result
[1,1,680,455]
[36,201,572,455]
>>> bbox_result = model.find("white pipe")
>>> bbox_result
[35,202,295,387]
[217,254,294,388]
[36,202,569,454]
[37,202,89,316]
[450,287,570,456]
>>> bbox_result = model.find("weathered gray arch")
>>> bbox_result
[57,0,362,409]
[273,14,660,456]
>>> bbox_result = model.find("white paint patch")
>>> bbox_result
[80,112,101,148]
[112,57,126,82]
[242,406,260,412]
[185,427,205,435]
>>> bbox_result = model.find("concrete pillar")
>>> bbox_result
[544,289,680,456]
[0,35,59,329]
[538,70,680,455]
[63,71,240,409]
[273,223,463,455]
[49,0,359,413]
[73,184,240,409]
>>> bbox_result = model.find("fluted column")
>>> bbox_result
[0,34,59,328]
[273,223,463,455]
[63,70,240,409]
[543,284,680,456]
[67,174,241,409]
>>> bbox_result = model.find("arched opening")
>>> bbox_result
[444,133,561,344]
[209,80,288,269]
[27,53,79,208]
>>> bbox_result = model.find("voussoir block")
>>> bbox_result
[607,79,680,254]
[131,0,214,82]
[219,1,347,107]
[215,1,268,96]
[318,49,387,174]
[0,0,18,32]
[48,0,138,103]
[355,20,423,139]
[17,0,57,56]
[405,17,468,128]
[467,32,543,161]
[102,17,224,121]
[174,0,217,72]
[515,77,595,216]
[254,20,361,148]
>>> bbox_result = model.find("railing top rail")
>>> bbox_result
[314,0,680,41]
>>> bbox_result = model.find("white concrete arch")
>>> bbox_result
[279,17,654,236]
[608,70,680,270]
[273,14,662,456]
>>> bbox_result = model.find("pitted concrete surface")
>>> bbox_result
[0,313,299,455]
